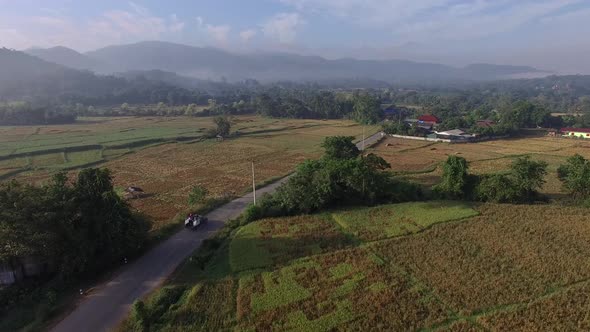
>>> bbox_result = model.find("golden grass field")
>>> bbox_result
[121,201,590,331]
[0,116,378,231]
[370,135,590,197]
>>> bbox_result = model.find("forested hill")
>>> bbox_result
[0,48,202,104]
[0,48,127,99]
[29,41,543,83]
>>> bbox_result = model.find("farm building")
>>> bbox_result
[418,114,441,124]
[436,129,477,141]
[560,127,590,138]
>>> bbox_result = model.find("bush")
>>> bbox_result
[433,156,548,204]
[213,116,231,137]
[188,185,209,205]
[557,154,590,200]
[432,156,471,199]
[476,174,520,203]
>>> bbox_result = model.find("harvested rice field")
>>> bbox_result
[0,116,377,231]
[371,135,590,196]
[121,201,590,331]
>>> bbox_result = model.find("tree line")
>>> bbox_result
[0,169,150,282]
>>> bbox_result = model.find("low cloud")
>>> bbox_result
[0,3,186,51]
[239,29,257,42]
[262,12,304,43]
[206,24,231,43]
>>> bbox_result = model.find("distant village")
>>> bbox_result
[383,106,590,142]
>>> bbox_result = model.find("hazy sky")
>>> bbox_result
[1,0,590,73]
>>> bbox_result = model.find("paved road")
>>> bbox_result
[51,131,384,332]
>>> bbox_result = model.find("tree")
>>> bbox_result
[321,136,360,160]
[188,185,209,205]
[433,156,470,199]
[213,116,231,137]
[557,154,590,200]
[476,174,520,203]
[511,156,548,202]
[352,94,382,124]
[0,168,150,281]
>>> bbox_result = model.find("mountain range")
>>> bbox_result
[24,41,546,83]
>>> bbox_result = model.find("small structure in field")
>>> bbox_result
[560,127,590,138]
[435,129,477,141]
[125,186,145,199]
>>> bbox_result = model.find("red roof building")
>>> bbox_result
[561,127,590,134]
[418,115,441,124]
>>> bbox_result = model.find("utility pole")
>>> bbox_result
[252,161,256,205]
[362,126,366,151]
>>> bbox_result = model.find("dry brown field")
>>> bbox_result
[1,116,377,231]
[371,135,590,196]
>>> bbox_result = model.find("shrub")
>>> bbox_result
[476,174,520,203]
[188,185,209,205]
[557,154,590,200]
[433,156,471,199]
[213,116,231,137]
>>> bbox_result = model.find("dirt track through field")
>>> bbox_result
[50,132,383,332]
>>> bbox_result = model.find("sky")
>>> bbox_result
[1,0,590,73]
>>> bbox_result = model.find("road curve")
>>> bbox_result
[51,131,384,332]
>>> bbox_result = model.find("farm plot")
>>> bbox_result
[100,118,373,230]
[372,204,590,318]
[121,201,590,331]
[2,116,374,230]
[332,201,478,242]
[373,136,590,196]
[229,214,353,272]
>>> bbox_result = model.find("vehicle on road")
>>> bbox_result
[184,214,207,230]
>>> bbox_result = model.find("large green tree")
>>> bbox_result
[321,136,360,160]
[433,156,471,199]
[558,154,590,200]
[352,94,382,124]
[0,168,150,280]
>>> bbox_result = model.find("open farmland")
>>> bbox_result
[122,201,590,331]
[371,135,590,196]
[0,116,378,231]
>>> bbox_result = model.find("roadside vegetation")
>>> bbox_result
[0,169,150,331]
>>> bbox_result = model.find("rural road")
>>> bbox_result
[51,131,384,332]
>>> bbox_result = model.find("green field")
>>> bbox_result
[122,199,590,331]
[0,117,213,179]
[120,201,481,331]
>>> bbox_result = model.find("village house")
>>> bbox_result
[560,127,590,138]
[435,129,477,141]
[418,114,441,125]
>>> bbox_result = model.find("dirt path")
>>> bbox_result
[50,132,384,332]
